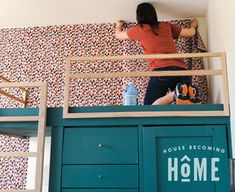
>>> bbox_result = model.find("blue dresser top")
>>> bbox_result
[0,104,230,136]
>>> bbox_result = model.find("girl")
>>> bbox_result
[115,2,199,105]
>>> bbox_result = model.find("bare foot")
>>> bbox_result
[152,92,174,105]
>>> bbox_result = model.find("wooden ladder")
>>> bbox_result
[0,82,48,192]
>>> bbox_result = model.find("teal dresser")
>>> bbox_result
[0,105,232,192]
[142,125,230,192]
[62,127,139,191]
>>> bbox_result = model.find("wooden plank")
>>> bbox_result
[0,152,37,157]
[221,53,230,116]
[0,77,28,106]
[65,111,227,119]
[63,58,71,118]
[0,116,39,122]
[70,69,223,79]
[69,52,223,61]
[0,90,26,104]
[0,75,11,82]
[22,90,28,108]
[0,82,41,88]
[0,75,28,92]
[0,190,35,192]
[35,82,48,192]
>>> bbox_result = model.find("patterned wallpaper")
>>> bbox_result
[0,23,148,108]
[0,20,207,189]
[0,135,29,189]
[0,20,207,109]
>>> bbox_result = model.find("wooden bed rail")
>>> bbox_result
[63,52,229,118]
[0,82,48,192]
[0,75,28,107]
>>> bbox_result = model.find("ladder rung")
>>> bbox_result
[0,82,42,88]
[0,190,35,192]
[0,152,37,157]
[0,116,39,122]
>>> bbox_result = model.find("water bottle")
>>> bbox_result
[123,82,138,106]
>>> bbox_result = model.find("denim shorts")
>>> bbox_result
[144,66,191,105]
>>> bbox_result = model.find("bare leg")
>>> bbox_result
[152,92,174,105]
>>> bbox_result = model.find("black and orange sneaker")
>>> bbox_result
[174,83,190,104]
[188,85,201,104]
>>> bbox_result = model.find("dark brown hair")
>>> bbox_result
[136,2,159,35]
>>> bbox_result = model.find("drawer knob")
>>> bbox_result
[98,144,103,148]
[98,174,103,179]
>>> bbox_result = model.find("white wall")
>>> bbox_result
[0,0,208,28]
[207,0,235,156]
[0,0,208,51]
[26,137,51,192]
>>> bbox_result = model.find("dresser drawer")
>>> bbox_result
[62,127,138,164]
[62,165,138,188]
[62,190,138,192]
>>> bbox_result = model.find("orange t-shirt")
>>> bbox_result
[127,22,187,70]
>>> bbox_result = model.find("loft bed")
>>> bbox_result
[0,52,230,124]
[0,52,231,191]
[0,52,230,126]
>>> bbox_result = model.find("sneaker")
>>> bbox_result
[188,85,201,104]
[174,83,190,104]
